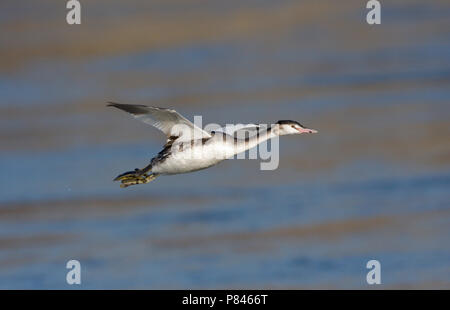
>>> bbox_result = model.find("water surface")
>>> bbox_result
[0,0,449,289]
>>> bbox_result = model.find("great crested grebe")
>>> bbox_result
[108,103,317,188]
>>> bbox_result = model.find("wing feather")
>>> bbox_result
[108,102,211,142]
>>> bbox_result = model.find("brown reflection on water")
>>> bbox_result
[0,193,227,222]
[151,208,450,250]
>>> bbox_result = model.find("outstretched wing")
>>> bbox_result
[108,102,211,142]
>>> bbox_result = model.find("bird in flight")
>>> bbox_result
[108,103,317,188]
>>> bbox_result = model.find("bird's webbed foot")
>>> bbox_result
[113,169,159,188]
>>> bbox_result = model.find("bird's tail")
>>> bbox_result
[113,169,159,188]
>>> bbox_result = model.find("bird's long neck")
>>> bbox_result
[232,126,278,155]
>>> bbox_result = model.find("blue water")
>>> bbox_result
[0,0,449,289]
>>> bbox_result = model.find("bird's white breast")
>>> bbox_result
[151,135,233,175]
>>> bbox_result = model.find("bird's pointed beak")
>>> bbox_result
[297,127,318,134]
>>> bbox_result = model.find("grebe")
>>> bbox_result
[108,103,317,188]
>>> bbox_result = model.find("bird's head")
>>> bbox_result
[274,120,318,136]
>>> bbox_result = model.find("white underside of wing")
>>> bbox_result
[109,103,211,142]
